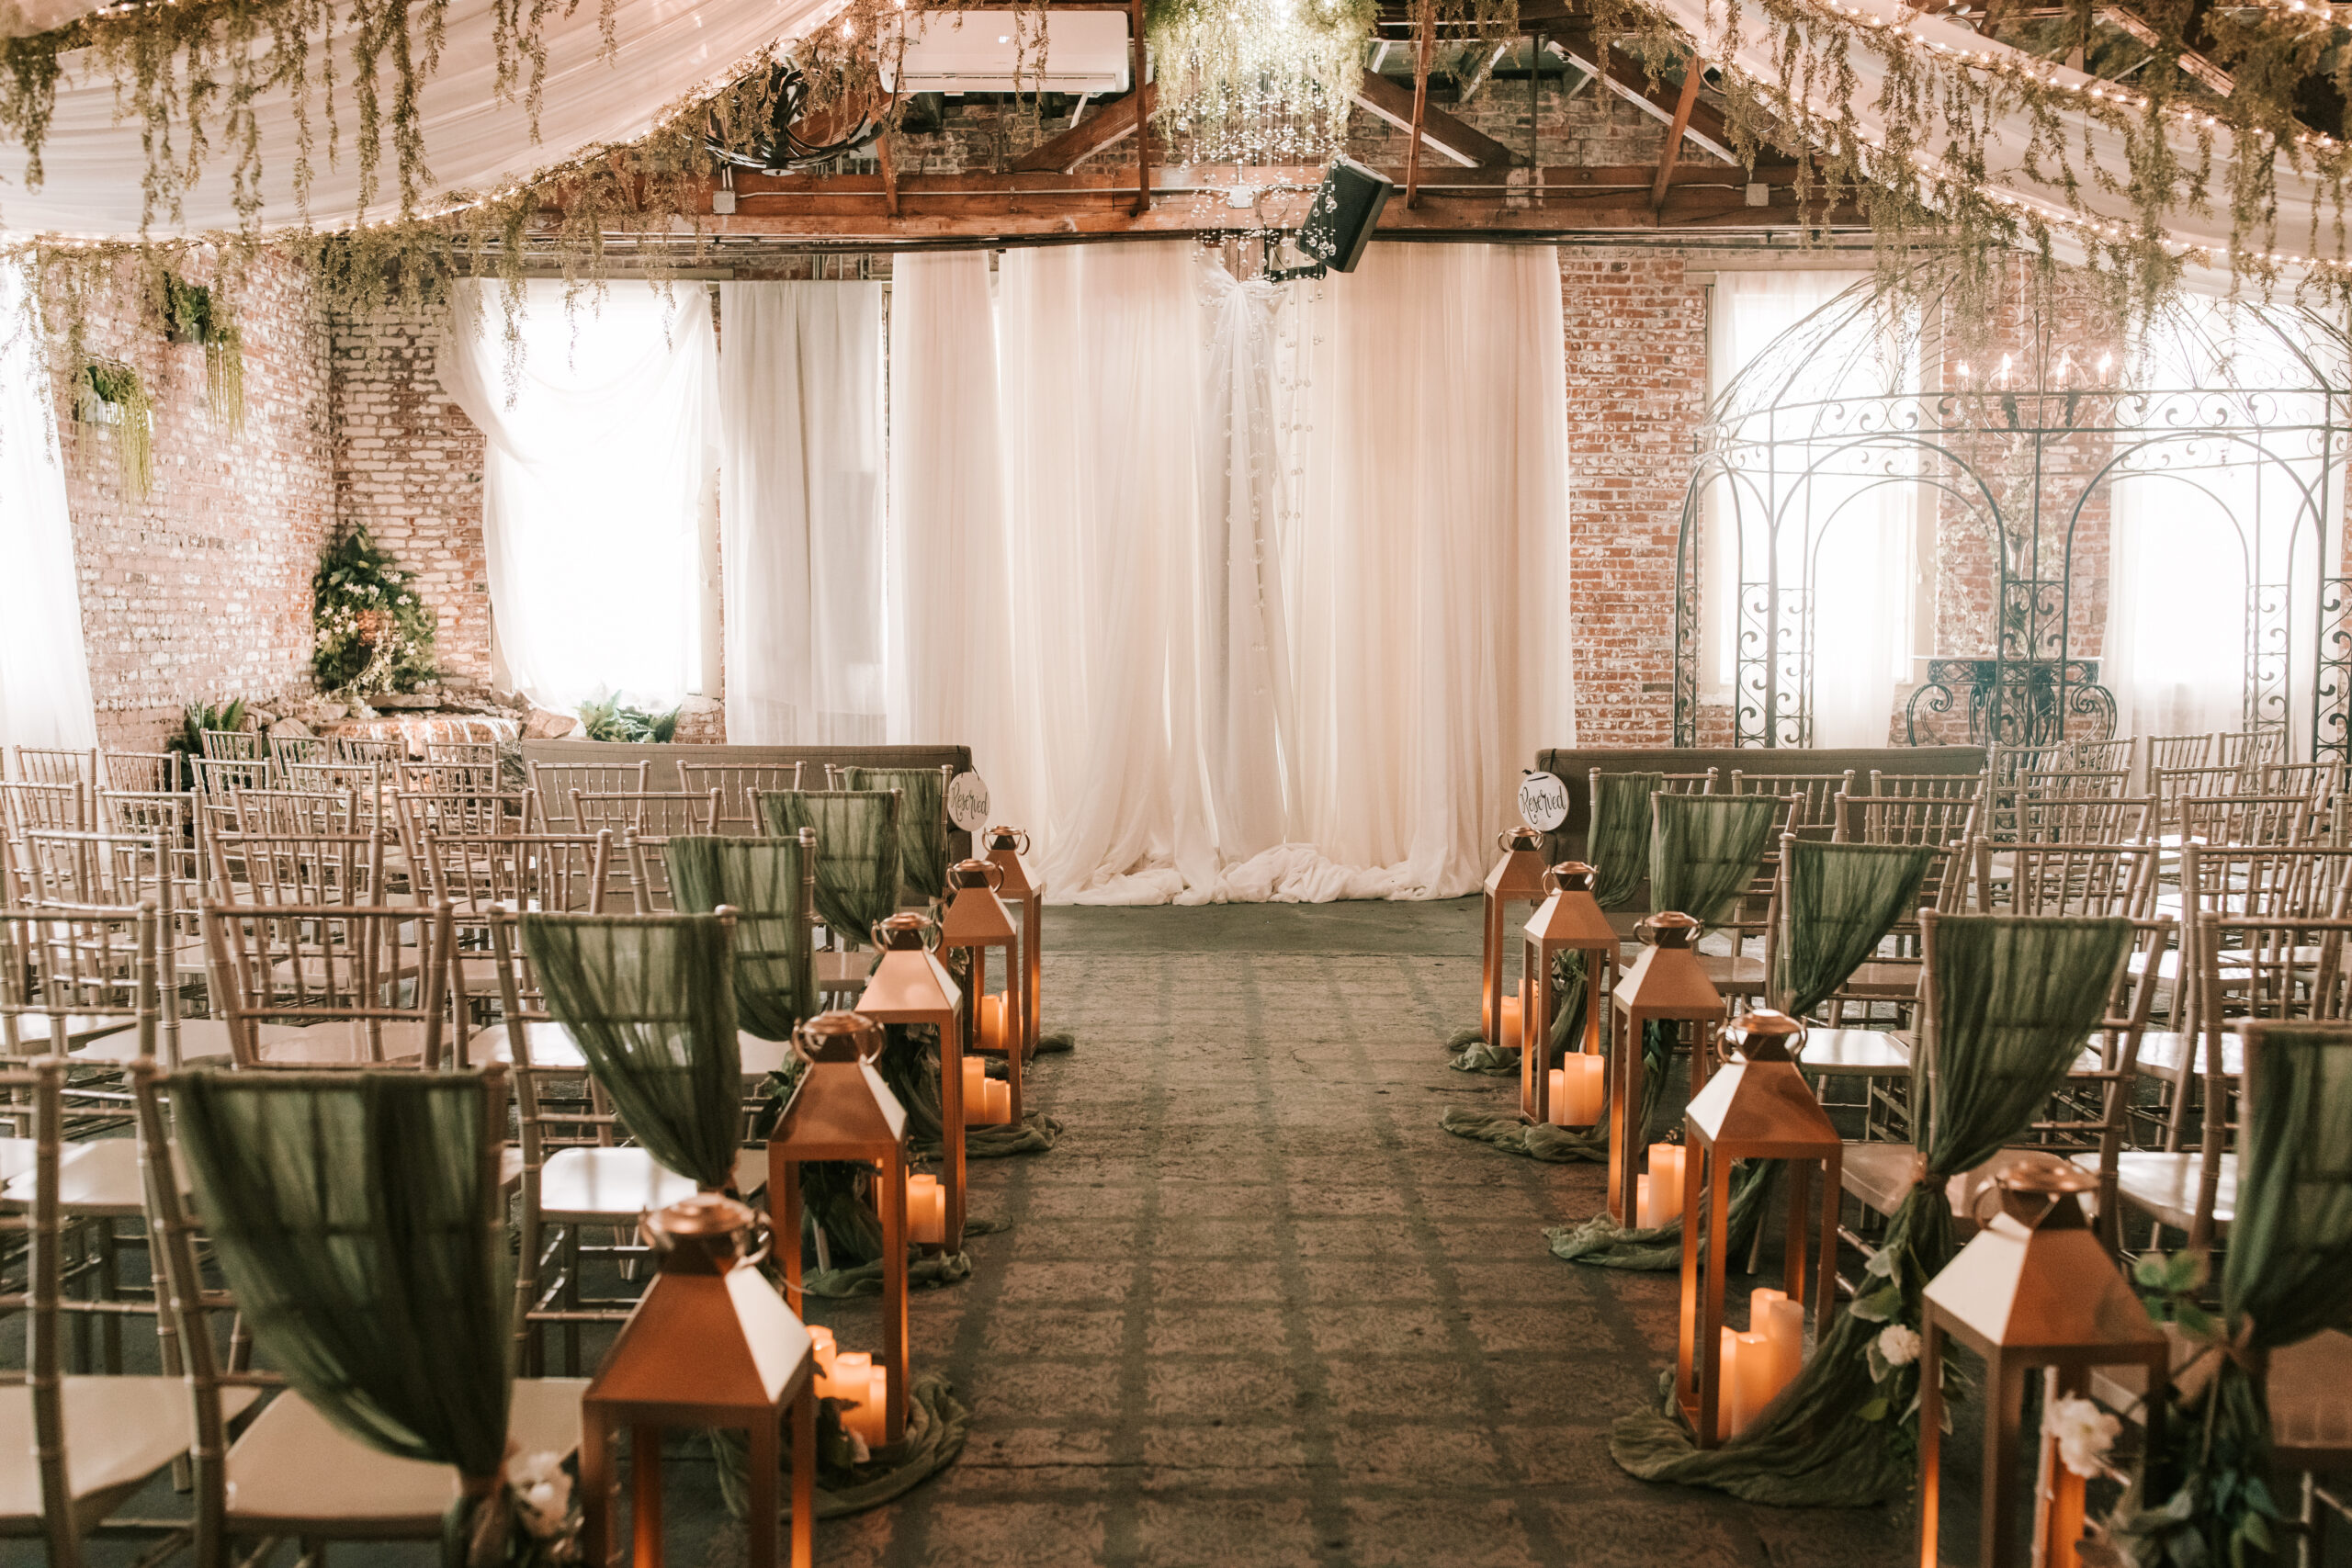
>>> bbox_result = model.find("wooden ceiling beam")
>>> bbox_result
[1008,84,1157,173]
[1544,36,1740,164]
[1649,52,1704,210]
[1352,66,1520,167]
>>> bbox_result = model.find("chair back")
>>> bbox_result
[2212,728,2288,776]
[198,730,262,763]
[424,739,498,768]
[0,902,160,1062]
[399,759,502,795]
[2179,793,2318,848]
[527,760,650,829]
[1832,789,1979,852]
[1,780,89,838]
[838,765,956,904]
[1765,833,1939,1018]
[395,790,537,852]
[2147,731,2218,771]
[202,900,453,1067]
[1724,771,1853,840]
[1986,743,2071,785]
[1984,790,2154,847]
[266,736,330,773]
[1973,840,2158,918]
[2178,842,2352,924]
[1865,770,1984,803]
[680,761,804,836]
[230,786,363,838]
[331,734,403,765]
[10,747,94,787]
[1648,791,1792,931]
[573,791,719,911]
[2226,1019,2352,1349]
[665,831,819,1041]
[413,828,612,915]
[204,830,387,908]
[188,757,267,801]
[760,788,902,944]
[99,750,178,794]
[2154,763,2243,831]
[2065,736,2138,774]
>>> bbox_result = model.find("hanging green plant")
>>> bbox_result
[311,528,438,697]
[74,357,153,501]
[161,272,243,434]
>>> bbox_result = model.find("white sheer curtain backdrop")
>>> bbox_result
[0,257,97,753]
[719,281,887,745]
[886,242,1573,903]
[440,279,717,712]
[1706,272,1914,746]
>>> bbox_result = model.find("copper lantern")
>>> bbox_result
[1519,861,1616,1127]
[1607,911,1726,1226]
[854,912,967,1246]
[940,857,1023,1130]
[582,1193,817,1568]
[765,1010,911,1446]
[1479,826,1551,1058]
[1918,1158,2168,1568]
[983,827,1044,1060]
[1675,1010,1842,1450]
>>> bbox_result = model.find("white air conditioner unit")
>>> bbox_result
[879,10,1131,95]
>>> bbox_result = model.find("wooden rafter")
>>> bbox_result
[1407,19,1432,207]
[1129,0,1151,213]
[2098,6,2234,94]
[1352,69,1519,166]
[1649,51,1704,210]
[1546,35,1740,164]
[1008,84,1158,173]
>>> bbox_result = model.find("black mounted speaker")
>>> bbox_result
[1298,157,1393,274]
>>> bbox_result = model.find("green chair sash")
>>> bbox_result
[668,835,819,1041]
[522,913,743,1191]
[1589,772,1662,908]
[843,768,948,902]
[762,789,902,943]
[1649,794,1781,927]
[170,1070,511,1481]
[1773,840,1937,1018]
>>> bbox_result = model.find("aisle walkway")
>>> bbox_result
[820,898,1906,1568]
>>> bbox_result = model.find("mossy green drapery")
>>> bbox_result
[1590,772,1664,909]
[668,834,819,1041]
[843,767,950,902]
[762,789,901,944]
[169,1071,512,1487]
[1609,914,2133,1505]
[714,1372,970,1520]
[1774,840,1936,1017]
[1547,1161,1778,1271]
[1441,1020,1672,1163]
[1649,794,1782,928]
[2107,1021,2352,1564]
[523,912,744,1192]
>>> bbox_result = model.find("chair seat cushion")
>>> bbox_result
[3,1139,191,1216]
[71,1018,283,1066]
[2092,1327,2352,1463]
[538,1145,767,1220]
[0,1378,260,1522]
[2131,1031,2245,1079]
[1799,1029,1912,1076]
[483,1022,790,1079]
[224,1379,585,1531]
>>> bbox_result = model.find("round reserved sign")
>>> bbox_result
[946,771,991,831]
[1517,770,1568,831]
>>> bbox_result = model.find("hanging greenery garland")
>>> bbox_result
[161,271,243,433]
[74,355,153,500]
[311,526,438,697]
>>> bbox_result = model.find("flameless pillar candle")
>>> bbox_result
[1547,1055,1604,1127]
[808,1326,839,1396]
[1500,992,1521,1051]
[1753,1288,1805,1396]
[1715,1328,1740,1440]
[906,1174,945,1246]
[1731,1329,1774,1436]
[1640,1144,1685,1228]
[983,1077,1011,1124]
[961,1056,987,1124]
[979,994,1006,1052]
[830,1351,888,1445]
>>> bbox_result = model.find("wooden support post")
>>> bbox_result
[1406,16,1431,209]
[1130,0,1151,214]
[1650,56,1703,213]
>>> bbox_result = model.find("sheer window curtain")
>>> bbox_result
[438,279,717,712]
[0,258,97,753]
[884,242,1573,903]
[718,281,887,745]
[1703,273,1914,746]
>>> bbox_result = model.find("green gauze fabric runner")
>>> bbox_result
[1774,840,1936,1016]
[843,767,950,903]
[523,912,744,1192]
[2108,1021,2352,1563]
[1442,1020,1672,1164]
[1650,794,1782,927]
[170,1070,510,1483]
[668,835,819,1041]
[1590,772,1663,908]
[762,790,901,945]
[1610,914,2132,1506]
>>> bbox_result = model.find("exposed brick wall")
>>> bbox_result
[329,305,493,688]
[52,251,335,753]
[1558,246,1710,745]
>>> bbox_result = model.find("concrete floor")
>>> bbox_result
[20,897,1917,1568]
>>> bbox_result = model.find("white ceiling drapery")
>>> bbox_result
[0,0,831,236]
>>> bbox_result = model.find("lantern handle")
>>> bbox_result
[1966,1175,2009,1229]
[1495,829,1517,853]
[738,1209,775,1271]
[978,861,1005,893]
[989,825,1031,856]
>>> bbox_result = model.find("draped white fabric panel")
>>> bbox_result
[0,257,96,752]
[882,242,1572,904]
[438,279,718,712]
[0,0,832,235]
[718,282,887,746]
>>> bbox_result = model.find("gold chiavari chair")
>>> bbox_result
[201,900,453,1067]
[2212,727,2289,778]
[2147,731,2218,771]
[0,781,90,840]
[527,760,650,829]
[424,739,498,770]
[8,748,96,788]
[329,733,402,765]
[202,830,388,910]
[264,736,329,774]
[1725,770,1853,843]
[679,761,804,837]
[98,751,177,794]
[397,759,501,795]
[571,791,718,911]
[1974,840,2160,919]
[197,731,261,764]
[2178,793,2319,849]
[226,786,364,839]
[187,758,266,804]
[393,789,536,855]
[2065,735,2138,774]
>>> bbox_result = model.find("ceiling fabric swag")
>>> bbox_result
[0,0,825,235]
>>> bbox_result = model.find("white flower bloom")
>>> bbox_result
[508,1450,572,1540]
[2045,1394,2120,1478]
[1876,1323,1923,1367]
